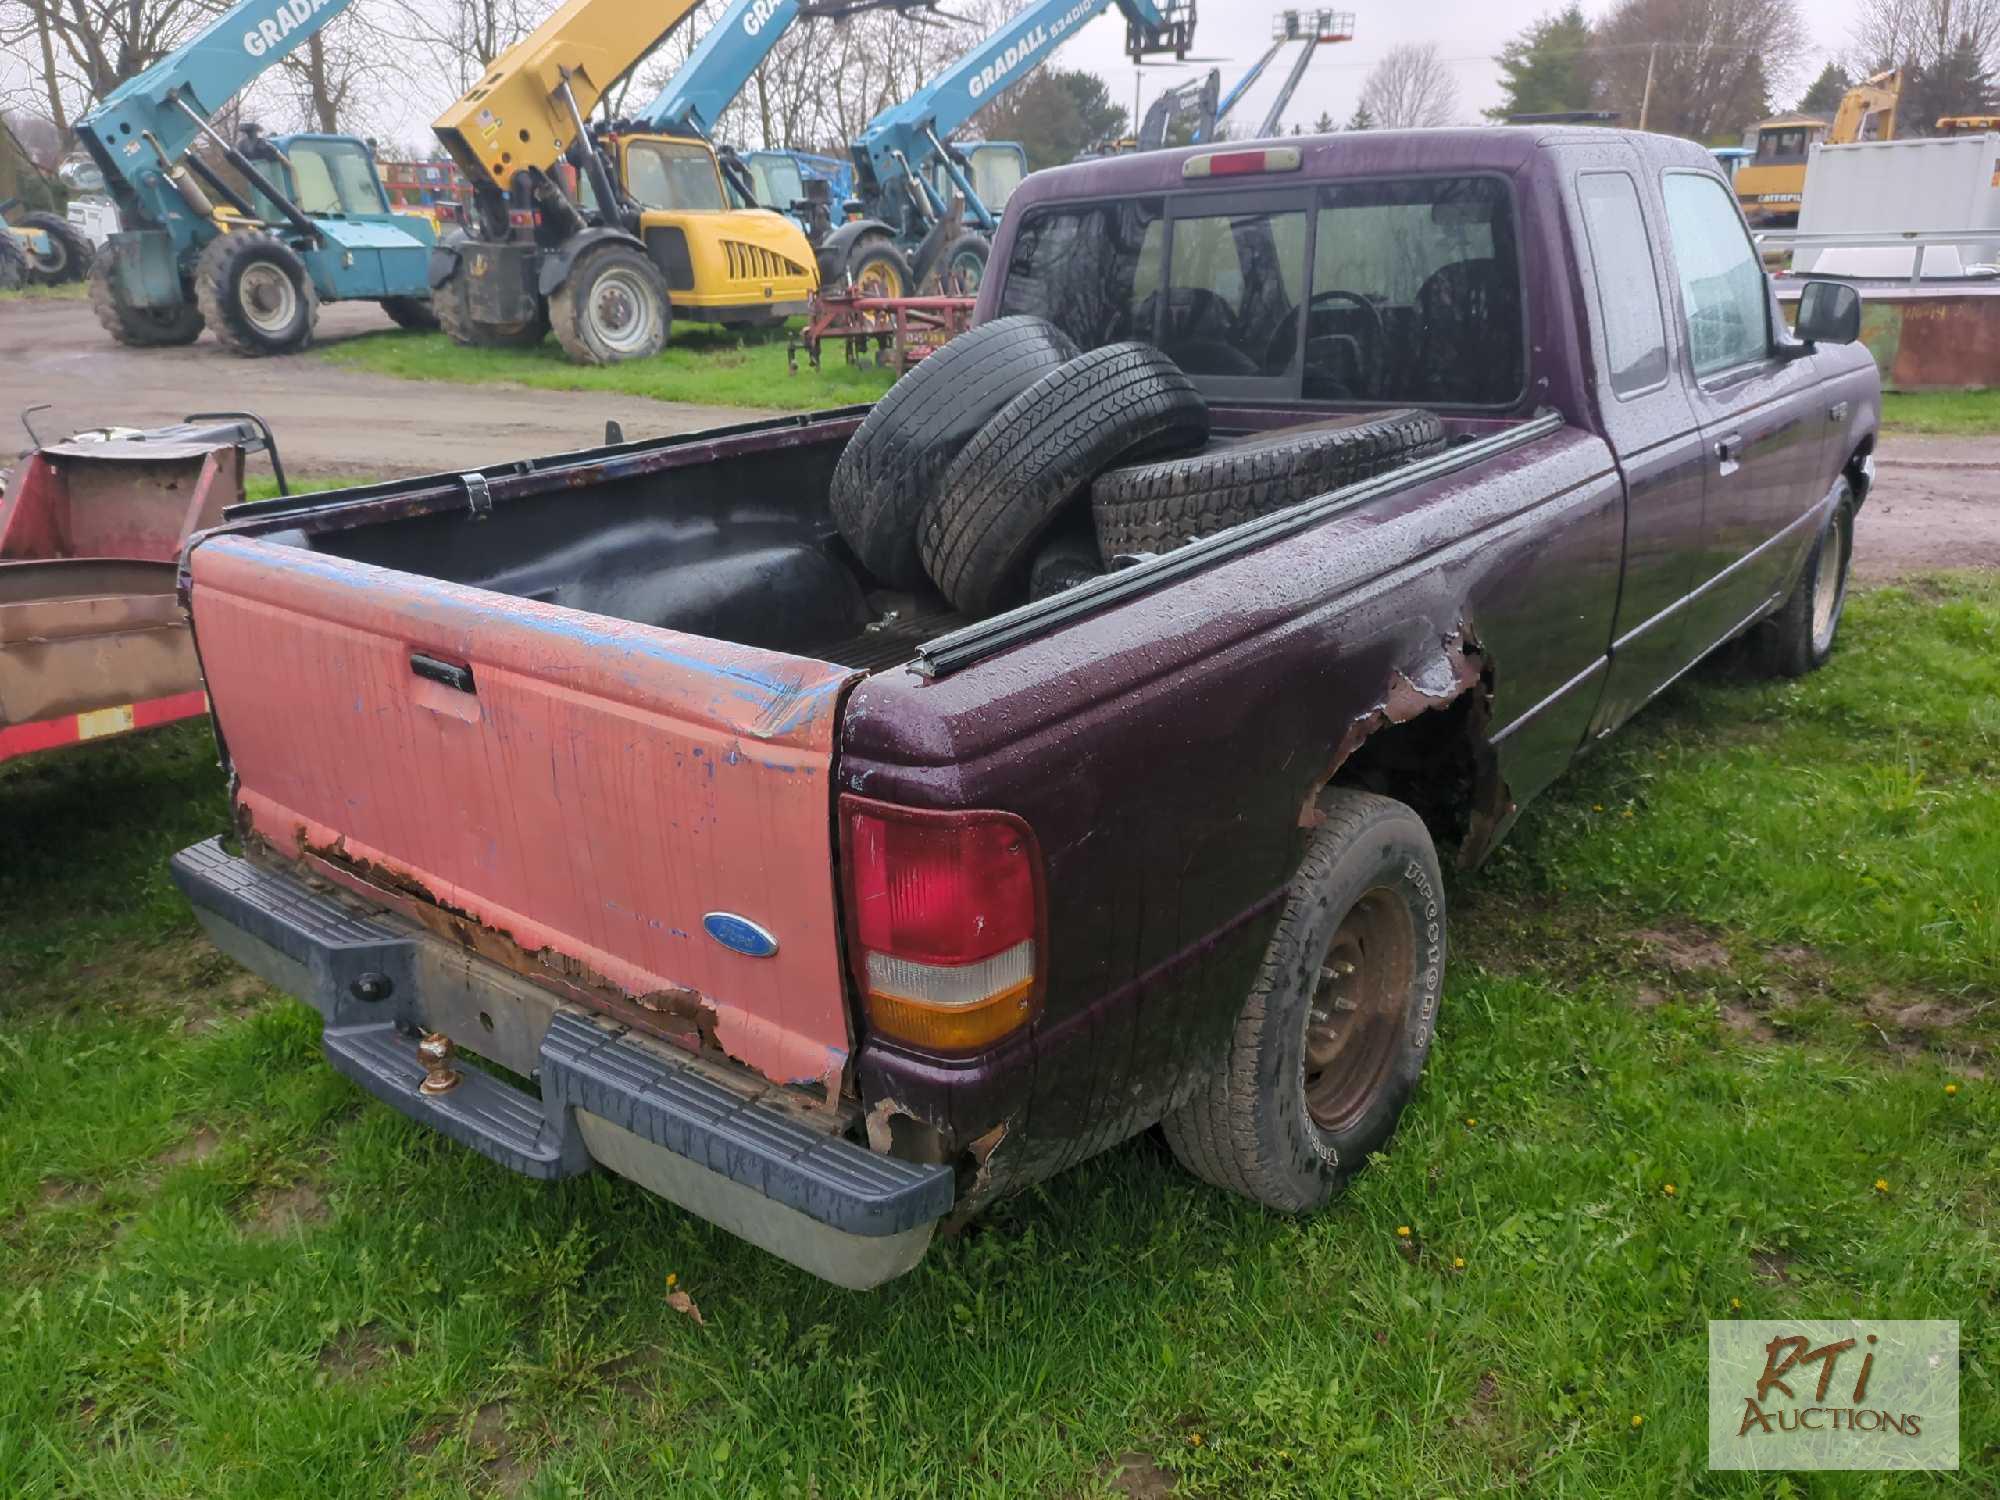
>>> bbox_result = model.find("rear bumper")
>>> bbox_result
[170,837,950,1287]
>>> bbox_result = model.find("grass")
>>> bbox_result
[1,577,1994,1497]
[1880,388,2000,436]
[0,279,88,302]
[317,322,898,413]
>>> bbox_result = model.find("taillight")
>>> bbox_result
[839,795,1044,1054]
[1182,146,1303,179]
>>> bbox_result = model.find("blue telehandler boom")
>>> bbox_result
[74,0,438,355]
[820,0,1198,295]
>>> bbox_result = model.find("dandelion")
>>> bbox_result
[1465,1117,1478,1128]
[666,1272,679,1288]
[1189,1433,1203,1447]
[1594,804,1604,812]
[1630,1414,1645,1430]
[1945,1083,1959,1096]
[1622,809,1635,819]
[1453,1257,1466,1270]
[1730,1298,1742,1311]
[1396,1225,1412,1238]
[1874,1178,1889,1193]
[1663,1183,1677,1197]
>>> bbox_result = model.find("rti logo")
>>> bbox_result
[1709,1320,1958,1471]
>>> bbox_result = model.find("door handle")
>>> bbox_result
[1828,401,1850,424]
[1714,432,1743,476]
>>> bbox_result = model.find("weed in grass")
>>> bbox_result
[0,583,1993,1495]
[317,322,898,413]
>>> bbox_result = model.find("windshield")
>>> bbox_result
[287,140,387,216]
[968,145,1024,209]
[1753,127,1815,163]
[624,140,725,213]
[747,155,805,209]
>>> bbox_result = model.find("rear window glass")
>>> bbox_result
[994,198,1164,347]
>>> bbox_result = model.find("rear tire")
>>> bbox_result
[434,257,549,349]
[195,231,319,356]
[920,343,1209,615]
[829,315,1079,590]
[1162,789,1444,1212]
[939,231,990,294]
[846,239,914,299]
[1752,477,1854,678]
[380,295,440,331]
[1092,409,1447,558]
[19,212,92,284]
[87,251,204,346]
[550,243,670,365]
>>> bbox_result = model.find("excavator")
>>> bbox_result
[1736,68,1902,228]
[71,0,437,356]
[427,0,821,363]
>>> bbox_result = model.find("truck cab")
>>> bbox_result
[234,132,437,300]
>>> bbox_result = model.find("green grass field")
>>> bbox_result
[318,324,897,413]
[0,279,88,302]
[1,578,1993,1497]
[1880,388,2000,436]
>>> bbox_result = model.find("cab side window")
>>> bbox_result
[1661,173,1769,377]
[1575,172,1668,396]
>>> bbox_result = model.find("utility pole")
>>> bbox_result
[1638,42,1657,131]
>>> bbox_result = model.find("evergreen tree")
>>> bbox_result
[1345,102,1375,130]
[1902,35,1994,134]
[1312,110,1336,133]
[1797,61,1850,116]
[1486,3,1597,122]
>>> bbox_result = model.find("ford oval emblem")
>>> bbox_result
[703,911,779,958]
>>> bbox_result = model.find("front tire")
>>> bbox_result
[1753,477,1854,678]
[19,212,92,284]
[434,257,549,349]
[380,295,440,331]
[939,231,990,295]
[1162,789,1445,1212]
[846,239,914,299]
[87,251,204,346]
[549,243,670,365]
[195,231,318,356]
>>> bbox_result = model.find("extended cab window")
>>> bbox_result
[1164,208,1307,376]
[996,199,1164,347]
[1662,173,1769,376]
[1306,175,1523,405]
[625,140,725,213]
[1576,172,1668,396]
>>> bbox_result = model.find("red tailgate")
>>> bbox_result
[191,534,861,1092]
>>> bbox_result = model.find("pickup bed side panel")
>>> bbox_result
[841,429,1622,1198]
[189,534,860,1092]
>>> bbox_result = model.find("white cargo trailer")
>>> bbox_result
[1796,134,2000,278]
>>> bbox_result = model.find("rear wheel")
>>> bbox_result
[846,239,913,299]
[19,212,92,284]
[434,259,548,348]
[550,243,670,365]
[1162,789,1444,1212]
[380,295,440,331]
[87,251,204,346]
[1752,477,1854,677]
[195,231,319,356]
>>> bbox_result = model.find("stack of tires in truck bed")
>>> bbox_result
[829,316,1450,617]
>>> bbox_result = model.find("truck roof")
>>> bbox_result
[1005,127,1719,212]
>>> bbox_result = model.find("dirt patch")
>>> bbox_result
[1103,1452,1177,1498]
[318,1326,406,1382]
[244,1181,329,1235]
[1752,1251,1793,1284]
[1719,1004,1777,1042]
[1630,927,1733,975]
[155,1128,221,1169]
[470,1400,532,1497]
[1852,438,2000,585]
[37,1178,103,1210]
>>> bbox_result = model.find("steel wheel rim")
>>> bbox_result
[239,262,299,335]
[1303,886,1415,1137]
[948,249,984,293]
[854,257,903,298]
[587,268,658,355]
[1810,514,1847,653]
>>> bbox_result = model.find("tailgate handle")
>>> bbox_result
[410,652,476,693]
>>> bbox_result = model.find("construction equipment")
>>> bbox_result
[787,287,975,373]
[428,0,820,363]
[1,118,95,288]
[1,413,278,768]
[1736,68,1903,228]
[70,0,438,356]
[821,0,1202,295]
[1223,9,1353,139]
[1137,70,1221,149]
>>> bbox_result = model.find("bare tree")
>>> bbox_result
[1853,0,2000,75]
[1358,42,1460,127]
[0,0,222,139]
[1592,0,1805,138]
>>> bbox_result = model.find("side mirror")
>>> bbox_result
[1795,280,1861,346]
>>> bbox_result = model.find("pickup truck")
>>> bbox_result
[170,128,1879,1288]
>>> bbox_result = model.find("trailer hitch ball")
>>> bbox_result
[350,972,393,1003]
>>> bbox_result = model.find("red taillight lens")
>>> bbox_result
[1182,146,1303,179]
[840,795,1043,1053]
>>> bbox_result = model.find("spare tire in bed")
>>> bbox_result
[1090,408,1448,559]
[920,342,1208,615]
[829,315,1079,590]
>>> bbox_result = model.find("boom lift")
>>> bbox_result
[1209,9,1352,140]
[428,0,819,364]
[822,0,1200,294]
[72,0,437,356]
